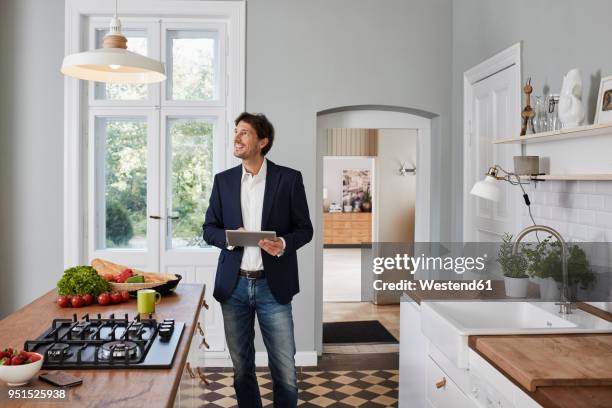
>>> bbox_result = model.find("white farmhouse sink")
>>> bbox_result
[421,301,612,368]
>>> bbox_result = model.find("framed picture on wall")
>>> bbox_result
[595,75,612,125]
[342,169,371,212]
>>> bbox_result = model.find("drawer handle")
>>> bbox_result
[197,322,204,336]
[435,377,446,389]
[201,299,209,310]
[199,337,210,349]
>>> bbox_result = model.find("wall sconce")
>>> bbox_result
[399,162,416,176]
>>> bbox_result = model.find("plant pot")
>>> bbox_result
[361,202,372,212]
[539,277,560,301]
[504,276,529,298]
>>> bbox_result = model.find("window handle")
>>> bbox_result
[149,215,162,220]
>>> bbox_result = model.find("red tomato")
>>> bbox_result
[97,293,110,306]
[57,296,70,308]
[82,294,94,305]
[71,295,84,308]
[120,291,130,301]
[110,292,123,304]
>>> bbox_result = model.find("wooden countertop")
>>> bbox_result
[470,334,612,408]
[0,284,205,408]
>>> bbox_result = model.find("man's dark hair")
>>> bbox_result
[235,112,275,156]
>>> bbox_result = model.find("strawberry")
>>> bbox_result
[10,356,24,366]
[0,357,10,365]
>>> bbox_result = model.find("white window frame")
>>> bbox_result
[88,17,161,107]
[64,0,245,267]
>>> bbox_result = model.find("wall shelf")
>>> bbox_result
[493,122,612,145]
[520,174,612,181]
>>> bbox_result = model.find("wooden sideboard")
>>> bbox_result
[323,212,372,245]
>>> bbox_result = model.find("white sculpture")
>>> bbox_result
[558,68,585,128]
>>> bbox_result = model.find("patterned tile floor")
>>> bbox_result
[175,369,399,407]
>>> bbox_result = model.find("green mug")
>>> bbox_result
[137,289,161,314]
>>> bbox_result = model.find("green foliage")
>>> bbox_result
[106,200,134,247]
[497,233,528,278]
[363,188,372,203]
[169,120,213,247]
[524,235,596,289]
[57,266,111,296]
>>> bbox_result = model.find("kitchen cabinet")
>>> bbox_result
[399,294,543,408]
[323,212,372,245]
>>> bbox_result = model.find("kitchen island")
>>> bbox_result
[0,284,205,408]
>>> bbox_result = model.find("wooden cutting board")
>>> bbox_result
[472,335,612,392]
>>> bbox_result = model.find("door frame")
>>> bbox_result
[315,106,437,355]
[462,42,522,241]
[63,0,245,267]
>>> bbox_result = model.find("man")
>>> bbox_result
[203,112,313,408]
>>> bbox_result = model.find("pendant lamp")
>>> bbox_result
[61,0,165,84]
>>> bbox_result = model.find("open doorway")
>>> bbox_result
[314,106,437,360]
[321,128,416,353]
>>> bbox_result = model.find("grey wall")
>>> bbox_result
[376,129,417,242]
[246,0,453,352]
[0,0,65,318]
[451,0,612,241]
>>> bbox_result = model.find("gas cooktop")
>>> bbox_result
[24,313,184,369]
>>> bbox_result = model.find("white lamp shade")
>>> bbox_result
[61,48,166,84]
[470,175,500,202]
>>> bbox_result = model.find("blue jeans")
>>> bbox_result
[221,276,298,408]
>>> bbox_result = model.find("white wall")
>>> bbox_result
[0,0,65,318]
[323,157,373,208]
[376,129,417,242]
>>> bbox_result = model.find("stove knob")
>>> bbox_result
[159,327,172,341]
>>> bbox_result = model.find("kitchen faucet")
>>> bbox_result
[512,225,572,314]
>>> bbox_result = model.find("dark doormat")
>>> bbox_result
[323,320,398,344]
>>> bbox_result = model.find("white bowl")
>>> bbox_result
[0,353,43,386]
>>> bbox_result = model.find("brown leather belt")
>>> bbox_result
[239,269,265,279]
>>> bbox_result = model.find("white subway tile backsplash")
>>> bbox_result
[578,209,597,226]
[578,181,597,194]
[595,181,612,196]
[587,195,606,211]
[569,194,588,209]
[523,181,612,243]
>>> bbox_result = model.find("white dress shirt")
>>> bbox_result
[240,159,267,271]
[237,159,285,271]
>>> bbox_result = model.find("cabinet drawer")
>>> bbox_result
[323,229,333,238]
[331,221,353,229]
[351,213,371,221]
[332,229,351,238]
[351,229,371,238]
[352,221,371,229]
[426,357,472,408]
[323,213,334,221]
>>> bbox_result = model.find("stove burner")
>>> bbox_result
[71,322,91,336]
[99,341,139,360]
[47,343,72,360]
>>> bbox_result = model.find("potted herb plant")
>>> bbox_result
[525,236,595,300]
[361,188,372,212]
[498,233,529,297]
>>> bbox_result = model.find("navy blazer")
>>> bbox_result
[203,160,313,304]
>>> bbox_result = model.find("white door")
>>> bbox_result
[86,18,237,358]
[464,48,522,242]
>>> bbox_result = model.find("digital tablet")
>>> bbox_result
[226,230,277,247]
